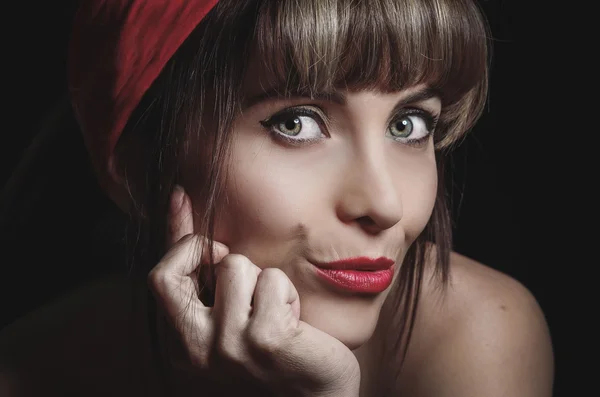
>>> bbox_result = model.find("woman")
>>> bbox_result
[0,0,553,396]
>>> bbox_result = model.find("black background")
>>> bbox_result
[0,1,585,395]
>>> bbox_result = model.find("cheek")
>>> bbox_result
[398,153,438,242]
[220,169,301,237]
[210,138,317,263]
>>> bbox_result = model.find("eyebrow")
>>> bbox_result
[242,86,440,110]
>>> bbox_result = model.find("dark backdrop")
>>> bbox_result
[0,1,581,395]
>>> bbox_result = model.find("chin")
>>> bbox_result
[298,292,386,350]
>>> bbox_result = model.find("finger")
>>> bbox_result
[149,234,229,319]
[164,184,229,297]
[153,234,230,285]
[166,185,194,249]
[149,233,228,372]
[212,254,262,329]
[251,268,300,325]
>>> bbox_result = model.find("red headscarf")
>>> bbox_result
[68,0,219,195]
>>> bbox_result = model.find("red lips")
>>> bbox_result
[313,256,395,294]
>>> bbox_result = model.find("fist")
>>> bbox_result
[147,186,361,397]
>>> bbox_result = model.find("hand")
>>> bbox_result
[147,186,361,397]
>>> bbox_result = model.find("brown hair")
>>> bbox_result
[113,0,489,393]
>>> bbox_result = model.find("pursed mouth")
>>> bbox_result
[312,263,395,294]
[312,256,395,271]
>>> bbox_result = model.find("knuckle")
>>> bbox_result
[147,267,168,292]
[246,323,283,356]
[257,267,287,285]
[220,253,252,266]
[218,254,254,274]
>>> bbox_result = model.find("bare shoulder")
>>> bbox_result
[397,249,554,397]
[435,251,548,324]
[0,274,152,396]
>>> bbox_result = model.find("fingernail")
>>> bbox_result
[214,241,228,251]
[212,241,229,256]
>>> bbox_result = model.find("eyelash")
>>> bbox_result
[260,107,326,146]
[391,108,439,147]
[259,106,439,147]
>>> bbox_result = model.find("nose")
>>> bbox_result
[335,150,403,233]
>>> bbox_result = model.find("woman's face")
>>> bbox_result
[193,75,440,350]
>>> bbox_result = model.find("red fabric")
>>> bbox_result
[68,0,219,193]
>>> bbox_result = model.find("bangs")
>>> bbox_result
[255,0,487,102]
[252,0,490,147]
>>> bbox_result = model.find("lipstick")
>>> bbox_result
[312,257,395,294]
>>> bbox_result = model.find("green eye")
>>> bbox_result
[278,116,302,136]
[260,106,327,145]
[389,117,413,138]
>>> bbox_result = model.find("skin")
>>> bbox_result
[0,239,554,396]
[202,85,440,350]
[0,82,554,397]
